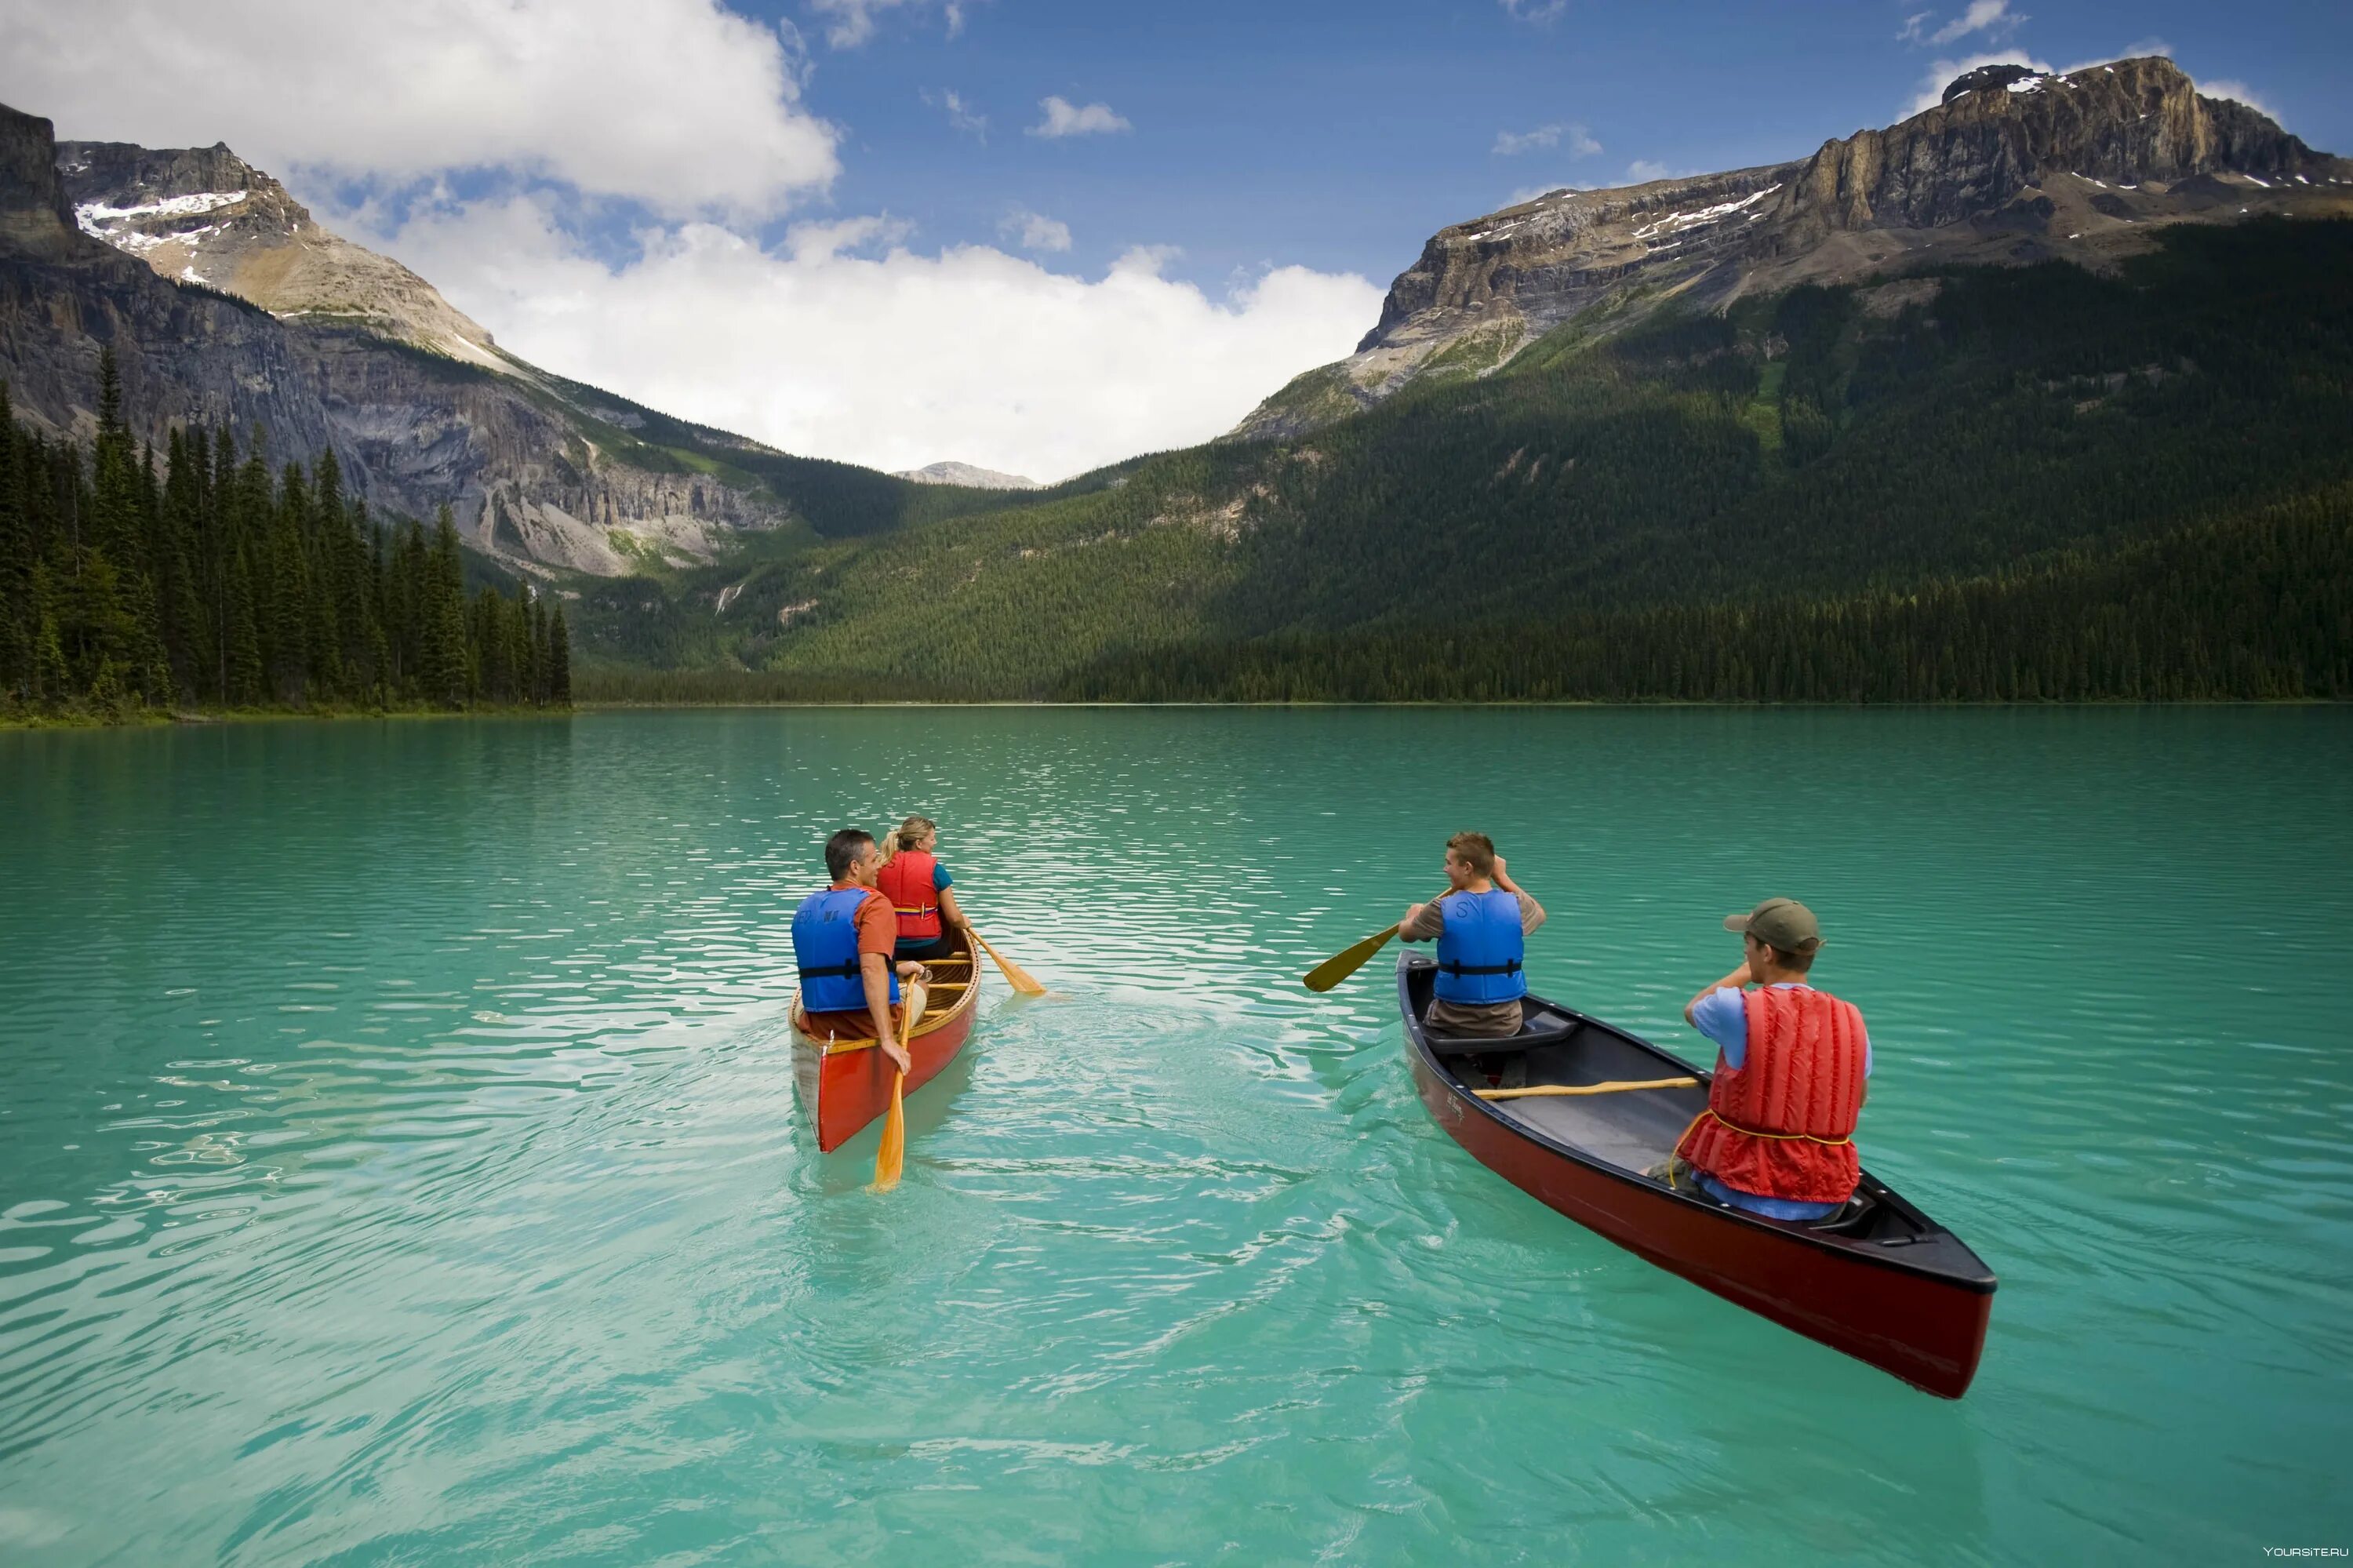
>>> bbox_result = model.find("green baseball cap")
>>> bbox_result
[1724,897,1823,952]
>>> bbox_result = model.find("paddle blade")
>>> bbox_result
[872,1071,906,1191]
[1302,923,1402,993]
[974,930,1046,996]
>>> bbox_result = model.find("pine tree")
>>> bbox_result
[549,602,572,706]
[420,506,470,708]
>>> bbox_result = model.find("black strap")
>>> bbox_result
[1440,959,1522,977]
[797,960,862,980]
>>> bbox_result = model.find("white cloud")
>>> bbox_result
[1493,122,1601,158]
[0,0,838,220]
[1029,96,1132,139]
[1929,1,2021,46]
[362,198,1382,482]
[1499,0,1569,20]
[2200,78,2284,125]
[1000,209,1072,253]
[1624,159,1697,184]
[1904,50,2055,116]
[809,0,963,49]
[931,88,988,140]
[1506,183,1579,206]
[1897,11,1931,42]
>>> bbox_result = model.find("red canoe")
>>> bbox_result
[792,937,982,1152]
[1398,953,1995,1397]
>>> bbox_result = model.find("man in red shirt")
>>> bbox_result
[793,828,932,1075]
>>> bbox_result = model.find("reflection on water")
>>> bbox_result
[0,709,2348,1563]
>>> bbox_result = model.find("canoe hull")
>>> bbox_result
[791,942,981,1153]
[1406,1047,1991,1396]
[1398,957,1993,1398]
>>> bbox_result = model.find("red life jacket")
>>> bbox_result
[1675,987,1867,1206]
[876,849,942,940]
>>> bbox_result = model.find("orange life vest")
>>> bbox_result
[876,849,942,940]
[1675,987,1867,1206]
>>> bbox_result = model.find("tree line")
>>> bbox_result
[1053,487,2353,702]
[0,352,570,721]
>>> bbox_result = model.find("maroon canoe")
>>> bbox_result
[1398,953,1995,1398]
[792,937,981,1153]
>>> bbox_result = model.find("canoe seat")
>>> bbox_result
[1422,1006,1581,1057]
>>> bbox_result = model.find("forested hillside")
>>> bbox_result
[0,351,571,721]
[576,219,2353,703]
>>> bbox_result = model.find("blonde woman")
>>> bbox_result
[875,815,969,962]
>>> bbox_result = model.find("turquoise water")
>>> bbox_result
[1,709,2348,1564]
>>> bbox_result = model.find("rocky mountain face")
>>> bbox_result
[1234,56,2353,439]
[2,105,807,575]
[0,104,342,461]
[58,139,504,365]
[893,461,1041,490]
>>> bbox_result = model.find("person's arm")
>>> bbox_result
[862,952,911,1074]
[936,884,968,936]
[1492,855,1545,933]
[1397,893,1450,944]
[1684,963,1754,1027]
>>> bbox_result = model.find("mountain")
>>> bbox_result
[1233,57,2353,440]
[894,462,1041,490]
[573,58,2351,703]
[1,107,1016,580]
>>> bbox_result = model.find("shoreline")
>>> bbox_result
[9,697,2347,732]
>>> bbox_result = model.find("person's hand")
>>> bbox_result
[1491,853,1507,879]
[882,1039,911,1075]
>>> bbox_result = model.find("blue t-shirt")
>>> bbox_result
[1686,985,1870,1221]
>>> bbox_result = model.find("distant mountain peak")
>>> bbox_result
[1943,62,2047,104]
[56,137,506,369]
[893,461,1041,490]
[1232,55,2353,442]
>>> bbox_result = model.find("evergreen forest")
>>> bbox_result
[0,352,571,722]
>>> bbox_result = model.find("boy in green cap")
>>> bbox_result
[1649,898,1874,1221]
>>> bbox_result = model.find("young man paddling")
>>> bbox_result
[1650,898,1872,1220]
[1399,831,1547,1038]
[792,828,931,1075]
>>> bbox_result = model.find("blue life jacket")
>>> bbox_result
[793,887,897,1014]
[1433,889,1526,1006]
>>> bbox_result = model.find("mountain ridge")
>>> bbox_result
[1232,56,2353,441]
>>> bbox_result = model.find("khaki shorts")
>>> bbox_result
[1424,997,1525,1038]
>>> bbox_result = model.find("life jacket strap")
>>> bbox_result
[1691,1105,1853,1147]
[1440,958,1522,977]
[892,904,937,917]
[797,960,863,980]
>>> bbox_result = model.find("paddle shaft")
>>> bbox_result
[1473,1076,1699,1101]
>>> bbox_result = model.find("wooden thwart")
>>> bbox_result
[1474,1076,1699,1101]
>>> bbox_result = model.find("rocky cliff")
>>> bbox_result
[0,106,832,575]
[0,104,343,462]
[1234,56,2353,439]
[57,138,505,366]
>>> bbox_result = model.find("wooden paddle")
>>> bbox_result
[1474,1076,1697,1101]
[872,1070,907,1189]
[1301,923,1402,993]
[970,929,1045,996]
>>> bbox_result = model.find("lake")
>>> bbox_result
[1,708,2348,1563]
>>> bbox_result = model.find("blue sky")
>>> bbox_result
[6,0,2348,478]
